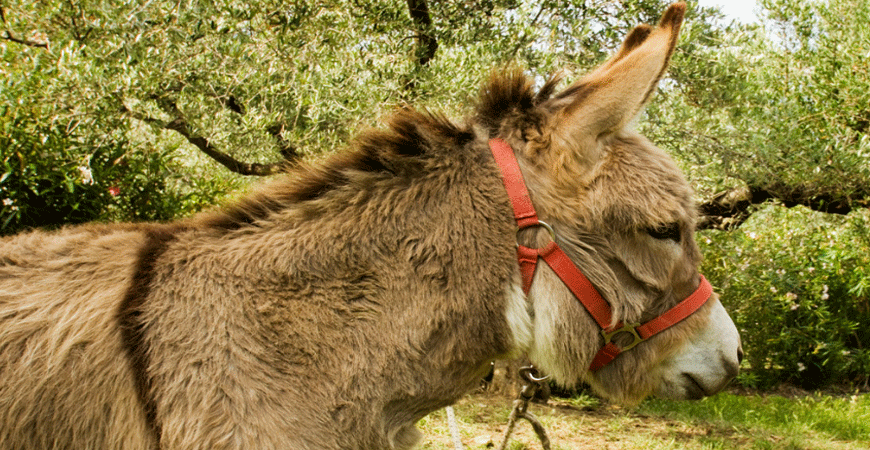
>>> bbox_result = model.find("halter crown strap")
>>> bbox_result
[489,137,547,294]
[488,137,713,372]
[488,138,540,229]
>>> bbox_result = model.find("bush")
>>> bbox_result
[700,205,870,389]
[0,97,231,235]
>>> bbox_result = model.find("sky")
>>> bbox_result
[697,0,760,23]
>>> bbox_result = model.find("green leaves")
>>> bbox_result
[650,0,870,204]
[2,0,687,189]
[646,2,870,389]
[0,34,235,234]
[701,206,870,389]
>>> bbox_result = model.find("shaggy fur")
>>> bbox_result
[0,4,735,449]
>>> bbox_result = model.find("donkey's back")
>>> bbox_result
[0,225,158,449]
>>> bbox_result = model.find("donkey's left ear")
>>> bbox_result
[548,3,685,164]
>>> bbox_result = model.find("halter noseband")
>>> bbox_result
[488,138,713,371]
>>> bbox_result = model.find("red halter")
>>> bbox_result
[488,138,713,371]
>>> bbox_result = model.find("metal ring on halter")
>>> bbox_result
[601,322,644,351]
[516,220,556,248]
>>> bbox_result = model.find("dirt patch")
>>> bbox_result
[419,391,866,450]
[419,393,739,450]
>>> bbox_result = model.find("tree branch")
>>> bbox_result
[406,0,438,66]
[163,117,286,176]
[266,123,301,160]
[122,105,289,176]
[509,4,547,58]
[698,183,870,230]
[1,7,49,49]
[697,186,768,230]
[1,30,49,48]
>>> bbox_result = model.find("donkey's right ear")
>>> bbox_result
[544,3,685,172]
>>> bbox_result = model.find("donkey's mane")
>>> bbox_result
[475,67,561,134]
[196,68,559,232]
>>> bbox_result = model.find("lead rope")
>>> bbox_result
[445,406,463,450]
[497,366,552,450]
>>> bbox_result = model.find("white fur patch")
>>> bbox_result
[526,277,574,384]
[504,275,577,384]
[503,282,533,356]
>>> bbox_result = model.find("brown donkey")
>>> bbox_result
[0,4,741,449]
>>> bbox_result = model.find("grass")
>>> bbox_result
[416,389,870,449]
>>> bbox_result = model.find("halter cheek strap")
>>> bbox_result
[488,137,713,371]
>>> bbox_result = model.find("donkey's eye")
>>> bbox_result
[646,223,681,242]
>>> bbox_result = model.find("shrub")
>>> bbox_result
[0,94,231,235]
[700,205,870,389]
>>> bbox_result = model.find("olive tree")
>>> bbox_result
[1,0,693,233]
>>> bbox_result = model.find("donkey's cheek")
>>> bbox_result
[652,299,741,400]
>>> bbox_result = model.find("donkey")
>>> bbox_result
[0,3,740,449]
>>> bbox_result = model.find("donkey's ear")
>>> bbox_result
[548,3,685,163]
[589,23,653,76]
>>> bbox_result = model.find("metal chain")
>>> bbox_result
[497,366,551,450]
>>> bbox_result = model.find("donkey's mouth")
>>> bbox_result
[680,373,709,400]
[680,356,740,400]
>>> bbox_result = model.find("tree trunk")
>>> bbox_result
[487,360,523,398]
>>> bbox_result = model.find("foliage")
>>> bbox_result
[741,0,870,200]
[0,47,230,233]
[0,0,691,235]
[701,206,870,389]
[640,0,870,389]
[647,0,870,203]
[0,0,687,163]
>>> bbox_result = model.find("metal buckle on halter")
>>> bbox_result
[601,323,643,351]
[516,220,556,247]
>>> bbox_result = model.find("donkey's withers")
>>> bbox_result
[0,3,740,449]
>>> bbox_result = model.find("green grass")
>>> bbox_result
[418,391,870,449]
[639,391,870,449]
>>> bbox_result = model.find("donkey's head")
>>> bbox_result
[479,3,741,404]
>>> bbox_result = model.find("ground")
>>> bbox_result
[417,388,870,450]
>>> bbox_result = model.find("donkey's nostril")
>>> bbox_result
[737,346,744,364]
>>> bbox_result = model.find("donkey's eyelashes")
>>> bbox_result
[645,223,681,242]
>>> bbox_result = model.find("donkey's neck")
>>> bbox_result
[171,138,527,448]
